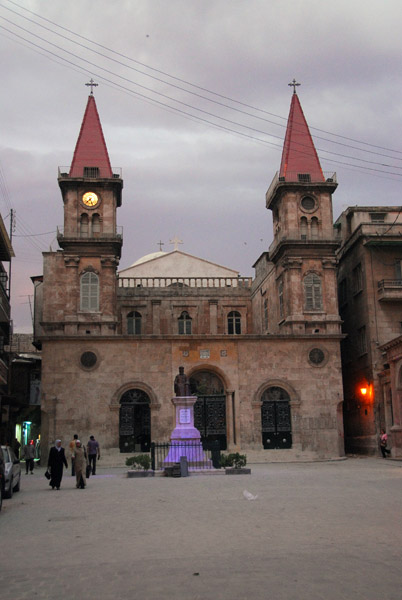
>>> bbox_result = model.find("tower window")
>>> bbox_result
[264,299,269,331]
[278,279,284,319]
[300,217,308,240]
[304,273,322,311]
[127,311,142,335]
[301,196,316,211]
[228,311,241,335]
[311,217,319,239]
[80,272,99,312]
[298,174,311,183]
[80,213,89,236]
[83,167,100,178]
[92,213,101,234]
[178,311,192,335]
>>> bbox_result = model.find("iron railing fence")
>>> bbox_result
[378,279,402,289]
[151,440,221,471]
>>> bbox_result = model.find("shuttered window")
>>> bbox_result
[304,273,322,311]
[80,272,99,312]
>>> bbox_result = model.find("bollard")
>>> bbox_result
[180,456,189,477]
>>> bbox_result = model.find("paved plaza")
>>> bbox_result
[1,458,401,600]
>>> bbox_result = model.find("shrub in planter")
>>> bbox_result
[220,452,247,469]
[125,454,151,471]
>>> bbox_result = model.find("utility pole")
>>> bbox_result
[8,208,15,299]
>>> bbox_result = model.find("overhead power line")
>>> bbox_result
[4,0,402,157]
[1,1,402,181]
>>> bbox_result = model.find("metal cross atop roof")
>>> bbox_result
[288,79,301,94]
[157,240,165,251]
[85,78,98,95]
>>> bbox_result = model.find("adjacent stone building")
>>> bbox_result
[0,213,14,445]
[336,207,402,455]
[34,89,345,461]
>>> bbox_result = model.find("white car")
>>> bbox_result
[1,446,21,499]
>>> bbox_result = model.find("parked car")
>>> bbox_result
[1,445,21,499]
[0,451,4,511]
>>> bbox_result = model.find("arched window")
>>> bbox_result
[311,217,319,239]
[80,272,99,312]
[228,311,241,335]
[178,311,192,335]
[304,273,322,311]
[300,216,308,240]
[127,311,142,335]
[92,213,101,235]
[80,213,89,236]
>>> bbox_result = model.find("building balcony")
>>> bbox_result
[57,226,123,242]
[378,280,402,301]
[58,166,122,179]
[266,171,337,207]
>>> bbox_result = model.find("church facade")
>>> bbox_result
[33,90,345,461]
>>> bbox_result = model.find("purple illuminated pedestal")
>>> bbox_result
[164,396,211,467]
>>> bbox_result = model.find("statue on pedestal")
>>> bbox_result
[174,366,191,397]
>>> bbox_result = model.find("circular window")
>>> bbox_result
[301,196,316,211]
[308,348,325,366]
[80,351,97,369]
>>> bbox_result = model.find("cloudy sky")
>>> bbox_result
[1,0,402,332]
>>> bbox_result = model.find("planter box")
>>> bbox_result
[127,470,154,478]
[225,468,251,475]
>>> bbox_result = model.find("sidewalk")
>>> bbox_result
[1,458,401,600]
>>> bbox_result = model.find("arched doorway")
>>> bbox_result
[190,371,227,450]
[119,389,151,453]
[261,386,292,449]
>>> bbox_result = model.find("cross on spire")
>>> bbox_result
[288,79,301,94]
[170,236,183,251]
[85,78,98,95]
[157,240,165,251]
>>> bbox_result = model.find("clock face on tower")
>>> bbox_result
[82,192,99,207]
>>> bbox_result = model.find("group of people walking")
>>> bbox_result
[46,435,100,490]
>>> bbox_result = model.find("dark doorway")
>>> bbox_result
[190,372,227,450]
[119,389,151,453]
[261,386,292,449]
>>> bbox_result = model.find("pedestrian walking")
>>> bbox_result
[380,428,391,458]
[22,440,35,474]
[87,435,100,475]
[73,440,87,489]
[69,434,79,476]
[47,440,68,490]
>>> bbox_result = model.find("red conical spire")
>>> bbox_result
[279,91,324,182]
[69,95,113,178]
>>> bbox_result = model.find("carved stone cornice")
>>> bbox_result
[64,255,80,267]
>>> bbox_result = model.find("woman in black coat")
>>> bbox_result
[47,440,68,490]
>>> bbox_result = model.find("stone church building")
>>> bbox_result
[33,89,345,461]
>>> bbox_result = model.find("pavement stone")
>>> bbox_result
[1,458,402,600]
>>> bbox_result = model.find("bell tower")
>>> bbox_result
[41,89,123,336]
[265,83,341,335]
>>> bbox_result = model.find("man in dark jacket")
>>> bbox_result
[47,440,68,490]
[87,436,100,475]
